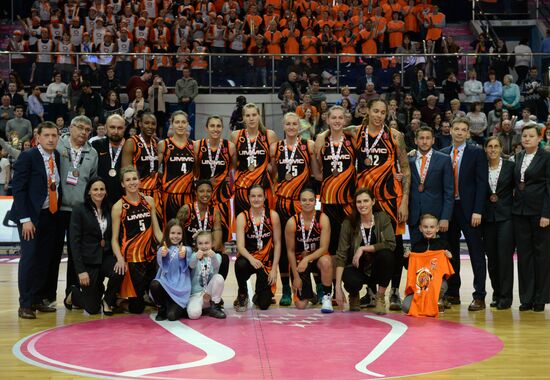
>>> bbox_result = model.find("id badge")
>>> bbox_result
[66,171,79,186]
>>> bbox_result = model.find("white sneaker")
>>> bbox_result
[321,294,334,313]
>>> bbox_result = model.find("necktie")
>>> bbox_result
[420,155,427,182]
[48,156,58,214]
[453,148,459,198]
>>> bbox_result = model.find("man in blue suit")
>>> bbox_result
[10,122,64,319]
[441,117,488,311]
[408,126,454,245]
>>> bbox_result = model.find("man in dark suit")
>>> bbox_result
[10,122,64,319]
[355,65,380,95]
[92,114,125,206]
[408,126,454,245]
[441,117,488,311]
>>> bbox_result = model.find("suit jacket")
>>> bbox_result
[10,147,62,225]
[69,202,113,274]
[441,143,488,219]
[408,150,454,226]
[92,138,123,206]
[513,148,550,218]
[484,159,515,222]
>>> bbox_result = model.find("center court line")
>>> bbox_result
[119,314,235,377]
[354,316,408,378]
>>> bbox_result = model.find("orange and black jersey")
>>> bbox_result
[235,129,271,189]
[320,133,356,205]
[119,194,155,263]
[291,210,323,261]
[243,207,274,267]
[181,202,215,246]
[355,125,402,200]
[274,139,311,200]
[196,138,232,203]
[130,135,159,191]
[160,137,195,195]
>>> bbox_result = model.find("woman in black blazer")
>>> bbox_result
[483,137,515,310]
[65,177,123,315]
[513,124,550,312]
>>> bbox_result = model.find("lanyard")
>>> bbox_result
[194,202,209,232]
[207,139,223,177]
[109,141,123,169]
[251,209,265,250]
[300,212,316,252]
[283,138,299,172]
[488,158,502,193]
[138,134,155,172]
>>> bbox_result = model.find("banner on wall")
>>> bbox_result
[0,197,19,244]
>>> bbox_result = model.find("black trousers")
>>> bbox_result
[17,210,64,308]
[234,256,272,310]
[514,215,550,305]
[127,261,158,314]
[149,280,186,321]
[218,253,230,280]
[447,201,487,300]
[71,255,124,314]
[342,249,394,295]
[483,219,515,305]
[391,234,405,289]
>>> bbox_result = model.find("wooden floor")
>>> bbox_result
[0,256,549,379]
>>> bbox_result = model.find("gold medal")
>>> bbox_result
[489,194,498,203]
[108,168,117,177]
[100,239,105,248]
[73,169,80,177]
[248,164,256,171]
[364,157,372,166]
[332,168,340,176]
[418,183,424,192]
[518,182,525,191]
[285,172,292,181]
[210,177,217,186]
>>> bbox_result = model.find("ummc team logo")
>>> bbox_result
[13,310,502,379]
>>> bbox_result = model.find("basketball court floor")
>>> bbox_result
[0,254,549,379]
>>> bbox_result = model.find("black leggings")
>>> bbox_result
[342,249,394,295]
[218,253,230,280]
[127,261,158,314]
[71,255,124,314]
[149,280,186,321]
[234,256,272,310]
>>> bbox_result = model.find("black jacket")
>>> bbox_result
[484,159,515,222]
[513,149,550,218]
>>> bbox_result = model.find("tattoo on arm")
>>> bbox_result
[396,131,411,197]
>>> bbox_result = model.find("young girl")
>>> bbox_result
[187,231,226,319]
[149,219,192,321]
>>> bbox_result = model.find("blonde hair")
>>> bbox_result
[243,103,266,133]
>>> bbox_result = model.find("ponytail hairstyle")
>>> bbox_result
[361,98,389,129]
[243,103,266,134]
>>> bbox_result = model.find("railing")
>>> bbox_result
[2,51,549,92]
[474,0,500,46]
[537,0,550,24]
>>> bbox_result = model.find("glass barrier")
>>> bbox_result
[2,51,549,91]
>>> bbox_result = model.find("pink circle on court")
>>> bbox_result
[13,309,503,379]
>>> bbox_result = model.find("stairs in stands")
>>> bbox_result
[443,23,475,81]
[0,23,20,81]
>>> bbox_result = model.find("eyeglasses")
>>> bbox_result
[73,124,93,134]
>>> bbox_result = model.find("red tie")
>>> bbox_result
[48,156,58,214]
[453,148,459,198]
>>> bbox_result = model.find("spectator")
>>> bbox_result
[102,91,124,123]
[513,107,533,133]
[336,86,357,109]
[386,99,400,126]
[541,29,550,84]
[67,71,83,118]
[34,27,55,86]
[0,147,10,195]
[466,101,488,145]
[278,72,302,103]
[521,66,542,110]
[229,95,247,131]
[175,67,198,128]
[385,73,405,105]
[359,82,380,103]
[46,72,68,121]
[308,78,326,109]
[280,88,297,114]
[501,74,521,116]
[431,113,443,132]
[449,98,466,119]
[299,108,316,140]
[6,82,25,109]
[77,82,103,126]
[100,67,121,99]
[27,85,45,127]
[55,116,69,135]
[296,93,319,125]
[487,99,504,135]
[6,105,33,144]
[126,70,152,102]
[354,97,369,125]
[148,75,169,137]
[127,88,149,115]
[463,68,483,104]
[513,38,532,85]
[483,70,503,113]
[435,120,452,150]
[425,77,440,100]
[411,68,428,107]
[88,124,107,144]
[442,71,461,106]
[441,35,461,76]
[535,87,550,123]
[473,33,490,82]
[490,39,510,82]
[420,95,441,125]
[356,65,379,95]
[497,118,521,159]
[398,93,415,127]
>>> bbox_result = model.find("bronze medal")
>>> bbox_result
[364,157,372,166]
[50,182,56,191]
[248,164,256,171]
[210,177,217,186]
[285,172,293,181]
[108,168,117,177]
[418,183,424,192]
[100,239,105,248]
[332,168,340,176]
[72,169,80,177]
[519,182,525,191]
[489,193,498,203]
